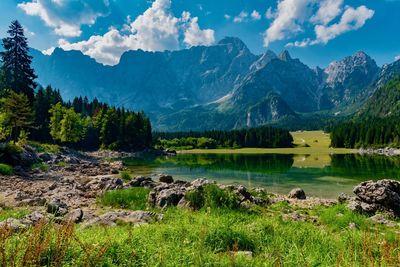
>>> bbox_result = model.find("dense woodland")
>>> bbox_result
[154,127,294,149]
[330,77,400,149]
[0,20,152,151]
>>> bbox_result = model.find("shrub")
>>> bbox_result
[120,171,132,181]
[0,163,13,175]
[204,227,255,252]
[98,188,151,210]
[31,162,49,172]
[185,184,240,210]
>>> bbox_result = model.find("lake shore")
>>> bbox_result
[1,146,400,265]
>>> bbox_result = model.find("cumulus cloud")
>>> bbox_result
[18,0,109,37]
[233,11,249,23]
[310,0,343,25]
[182,12,215,47]
[263,0,374,48]
[313,6,374,44]
[251,10,261,20]
[263,0,312,47]
[58,0,215,65]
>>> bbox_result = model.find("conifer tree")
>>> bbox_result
[0,20,37,103]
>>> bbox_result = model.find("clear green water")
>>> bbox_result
[124,153,400,199]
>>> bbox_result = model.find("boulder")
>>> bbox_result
[66,208,84,223]
[154,188,185,208]
[47,198,69,216]
[350,180,400,217]
[82,211,162,228]
[288,188,306,200]
[158,174,174,184]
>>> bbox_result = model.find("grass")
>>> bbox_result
[185,184,240,210]
[31,162,49,172]
[0,205,399,266]
[97,188,151,210]
[0,163,13,175]
[179,131,355,155]
[0,208,30,221]
[28,142,61,154]
[119,171,132,181]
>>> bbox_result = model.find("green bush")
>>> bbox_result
[31,162,49,172]
[29,142,60,153]
[120,171,132,181]
[204,227,255,252]
[0,163,13,175]
[98,188,151,210]
[185,184,240,210]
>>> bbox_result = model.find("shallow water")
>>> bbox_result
[123,153,400,199]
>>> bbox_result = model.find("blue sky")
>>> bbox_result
[1,0,399,67]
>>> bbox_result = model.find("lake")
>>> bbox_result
[123,153,400,199]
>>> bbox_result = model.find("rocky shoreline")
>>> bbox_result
[1,147,400,231]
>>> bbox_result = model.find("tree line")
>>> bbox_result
[0,20,152,151]
[330,118,400,148]
[154,126,293,149]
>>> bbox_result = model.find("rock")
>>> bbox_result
[38,152,52,162]
[154,188,185,208]
[20,212,49,225]
[47,198,69,216]
[351,180,400,217]
[129,176,155,188]
[288,188,306,200]
[369,214,397,227]
[82,211,162,228]
[338,192,351,203]
[66,208,84,223]
[158,174,174,184]
[191,178,214,188]
[0,218,27,232]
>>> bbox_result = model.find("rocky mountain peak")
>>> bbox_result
[325,51,379,84]
[250,50,277,71]
[278,50,292,61]
[218,37,249,51]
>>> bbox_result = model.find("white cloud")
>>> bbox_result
[234,11,249,23]
[313,5,374,45]
[264,0,374,48]
[265,7,275,19]
[251,10,261,20]
[18,0,109,37]
[224,14,231,20]
[395,55,400,61]
[182,12,215,47]
[310,0,343,25]
[263,0,312,47]
[58,0,215,65]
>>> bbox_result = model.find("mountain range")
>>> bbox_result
[28,37,400,131]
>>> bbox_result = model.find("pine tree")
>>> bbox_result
[1,20,37,103]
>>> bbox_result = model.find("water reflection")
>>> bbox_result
[123,153,400,198]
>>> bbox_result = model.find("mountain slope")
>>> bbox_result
[27,38,399,131]
[319,51,380,110]
[358,75,400,118]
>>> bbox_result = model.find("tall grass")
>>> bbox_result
[0,207,399,266]
[97,188,150,210]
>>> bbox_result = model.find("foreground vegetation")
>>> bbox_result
[1,198,399,266]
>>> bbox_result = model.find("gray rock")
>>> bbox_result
[352,180,400,217]
[288,188,306,200]
[66,208,84,223]
[338,192,352,203]
[158,174,174,184]
[47,198,69,216]
[82,211,162,228]
[191,178,214,188]
[155,188,185,208]
[38,152,52,162]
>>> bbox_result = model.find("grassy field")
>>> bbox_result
[1,199,399,266]
[179,131,355,155]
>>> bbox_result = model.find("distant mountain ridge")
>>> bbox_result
[28,37,400,131]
